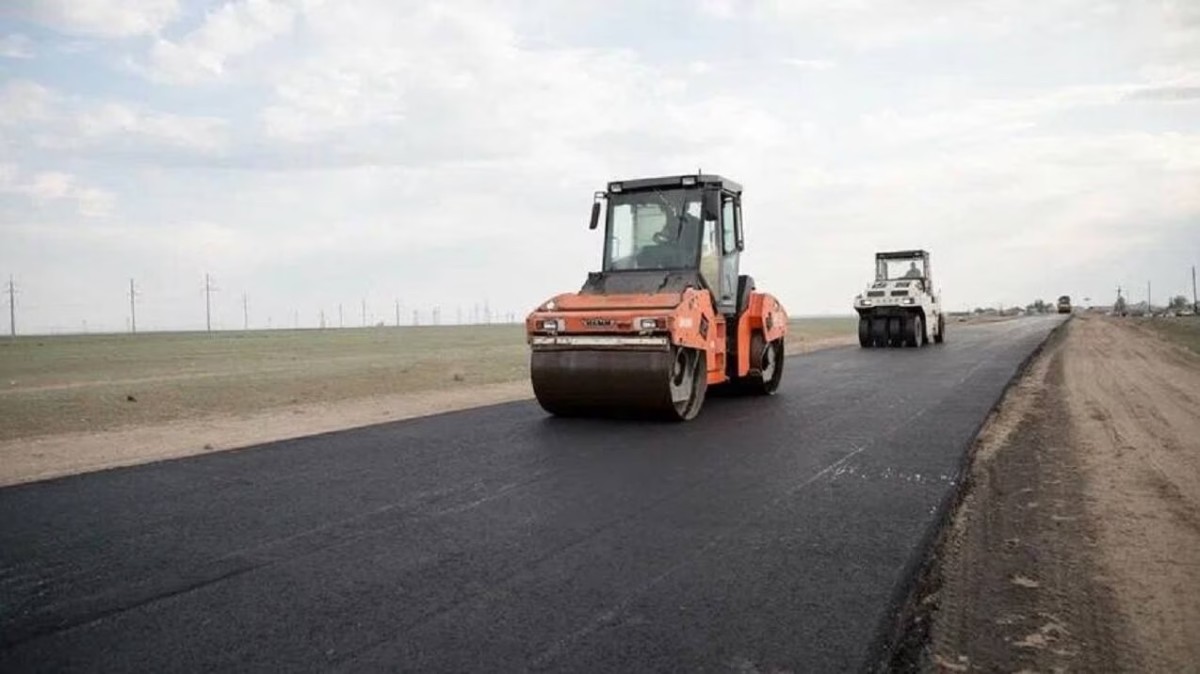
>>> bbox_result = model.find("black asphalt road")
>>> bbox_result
[0,316,1064,673]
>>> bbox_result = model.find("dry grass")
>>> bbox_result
[1140,315,1200,356]
[0,317,856,442]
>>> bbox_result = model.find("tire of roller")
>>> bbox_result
[743,333,784,395]
[530,346,707,420]
[870,317,888,347]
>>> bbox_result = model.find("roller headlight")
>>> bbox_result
[902,297,916,305]
[538,318,563,332]
[859,298,873,307]
[637,317,666,330]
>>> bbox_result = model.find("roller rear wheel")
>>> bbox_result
[668,346,708,419]
[744,334,784,395]
[858,317,871,347]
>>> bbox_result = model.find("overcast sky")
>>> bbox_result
[1,0,1198,333]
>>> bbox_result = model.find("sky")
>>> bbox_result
[1,0,1198,333]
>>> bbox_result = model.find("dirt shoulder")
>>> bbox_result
[910,316,1200,672]
[0,380,534,487]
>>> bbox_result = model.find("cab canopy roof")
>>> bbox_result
[607,174,743,195]
[875,250,930,260]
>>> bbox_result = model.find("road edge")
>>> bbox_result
[864,316,1072,673]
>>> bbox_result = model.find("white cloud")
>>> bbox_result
[3,0,181,38]
[782,58,836,70]
[26,171,74,200]
[699,0,738,20]
[0,33,34,59]
[856,77,1200,147]
[0,80,54,122]
[72,102,229,154]
[0,80,229,156]
[142,0,297,84]
[0,166,115,217]
[753,0,1106,48]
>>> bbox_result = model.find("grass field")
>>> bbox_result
[1140,315,1200,356]
[0,317,857,442]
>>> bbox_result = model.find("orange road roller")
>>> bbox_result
[525,174,789,420]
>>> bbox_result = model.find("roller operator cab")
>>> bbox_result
[853,250,945,348]
[525,174,789,421]
[1057,295,1072,314]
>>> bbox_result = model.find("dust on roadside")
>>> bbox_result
[905,316,1200,672]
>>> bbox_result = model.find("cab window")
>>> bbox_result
[700,218,720,290]
[721,196,737,253]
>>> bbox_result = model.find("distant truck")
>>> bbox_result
[1057,295,1072,314]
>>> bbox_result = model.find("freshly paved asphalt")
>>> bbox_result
[0,316,1064,673]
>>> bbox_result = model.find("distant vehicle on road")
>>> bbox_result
[1057,295,1072,314]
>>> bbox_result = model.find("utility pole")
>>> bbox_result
[293,309,299,329]
[128,278,138,334]
[204,273,217,332]
[7,275,16,338]
[320,309,326,329]
[457,306,462,325]
[361,298,367,327]
[338,303,344,328]
[1192,265,1197,314]
[242,293,249,331]
[413,309,419,326]
[395,299,400,328]
[1147,280,1152,314]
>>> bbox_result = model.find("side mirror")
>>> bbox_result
[588,201,601,230]
[702,189,720,221]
